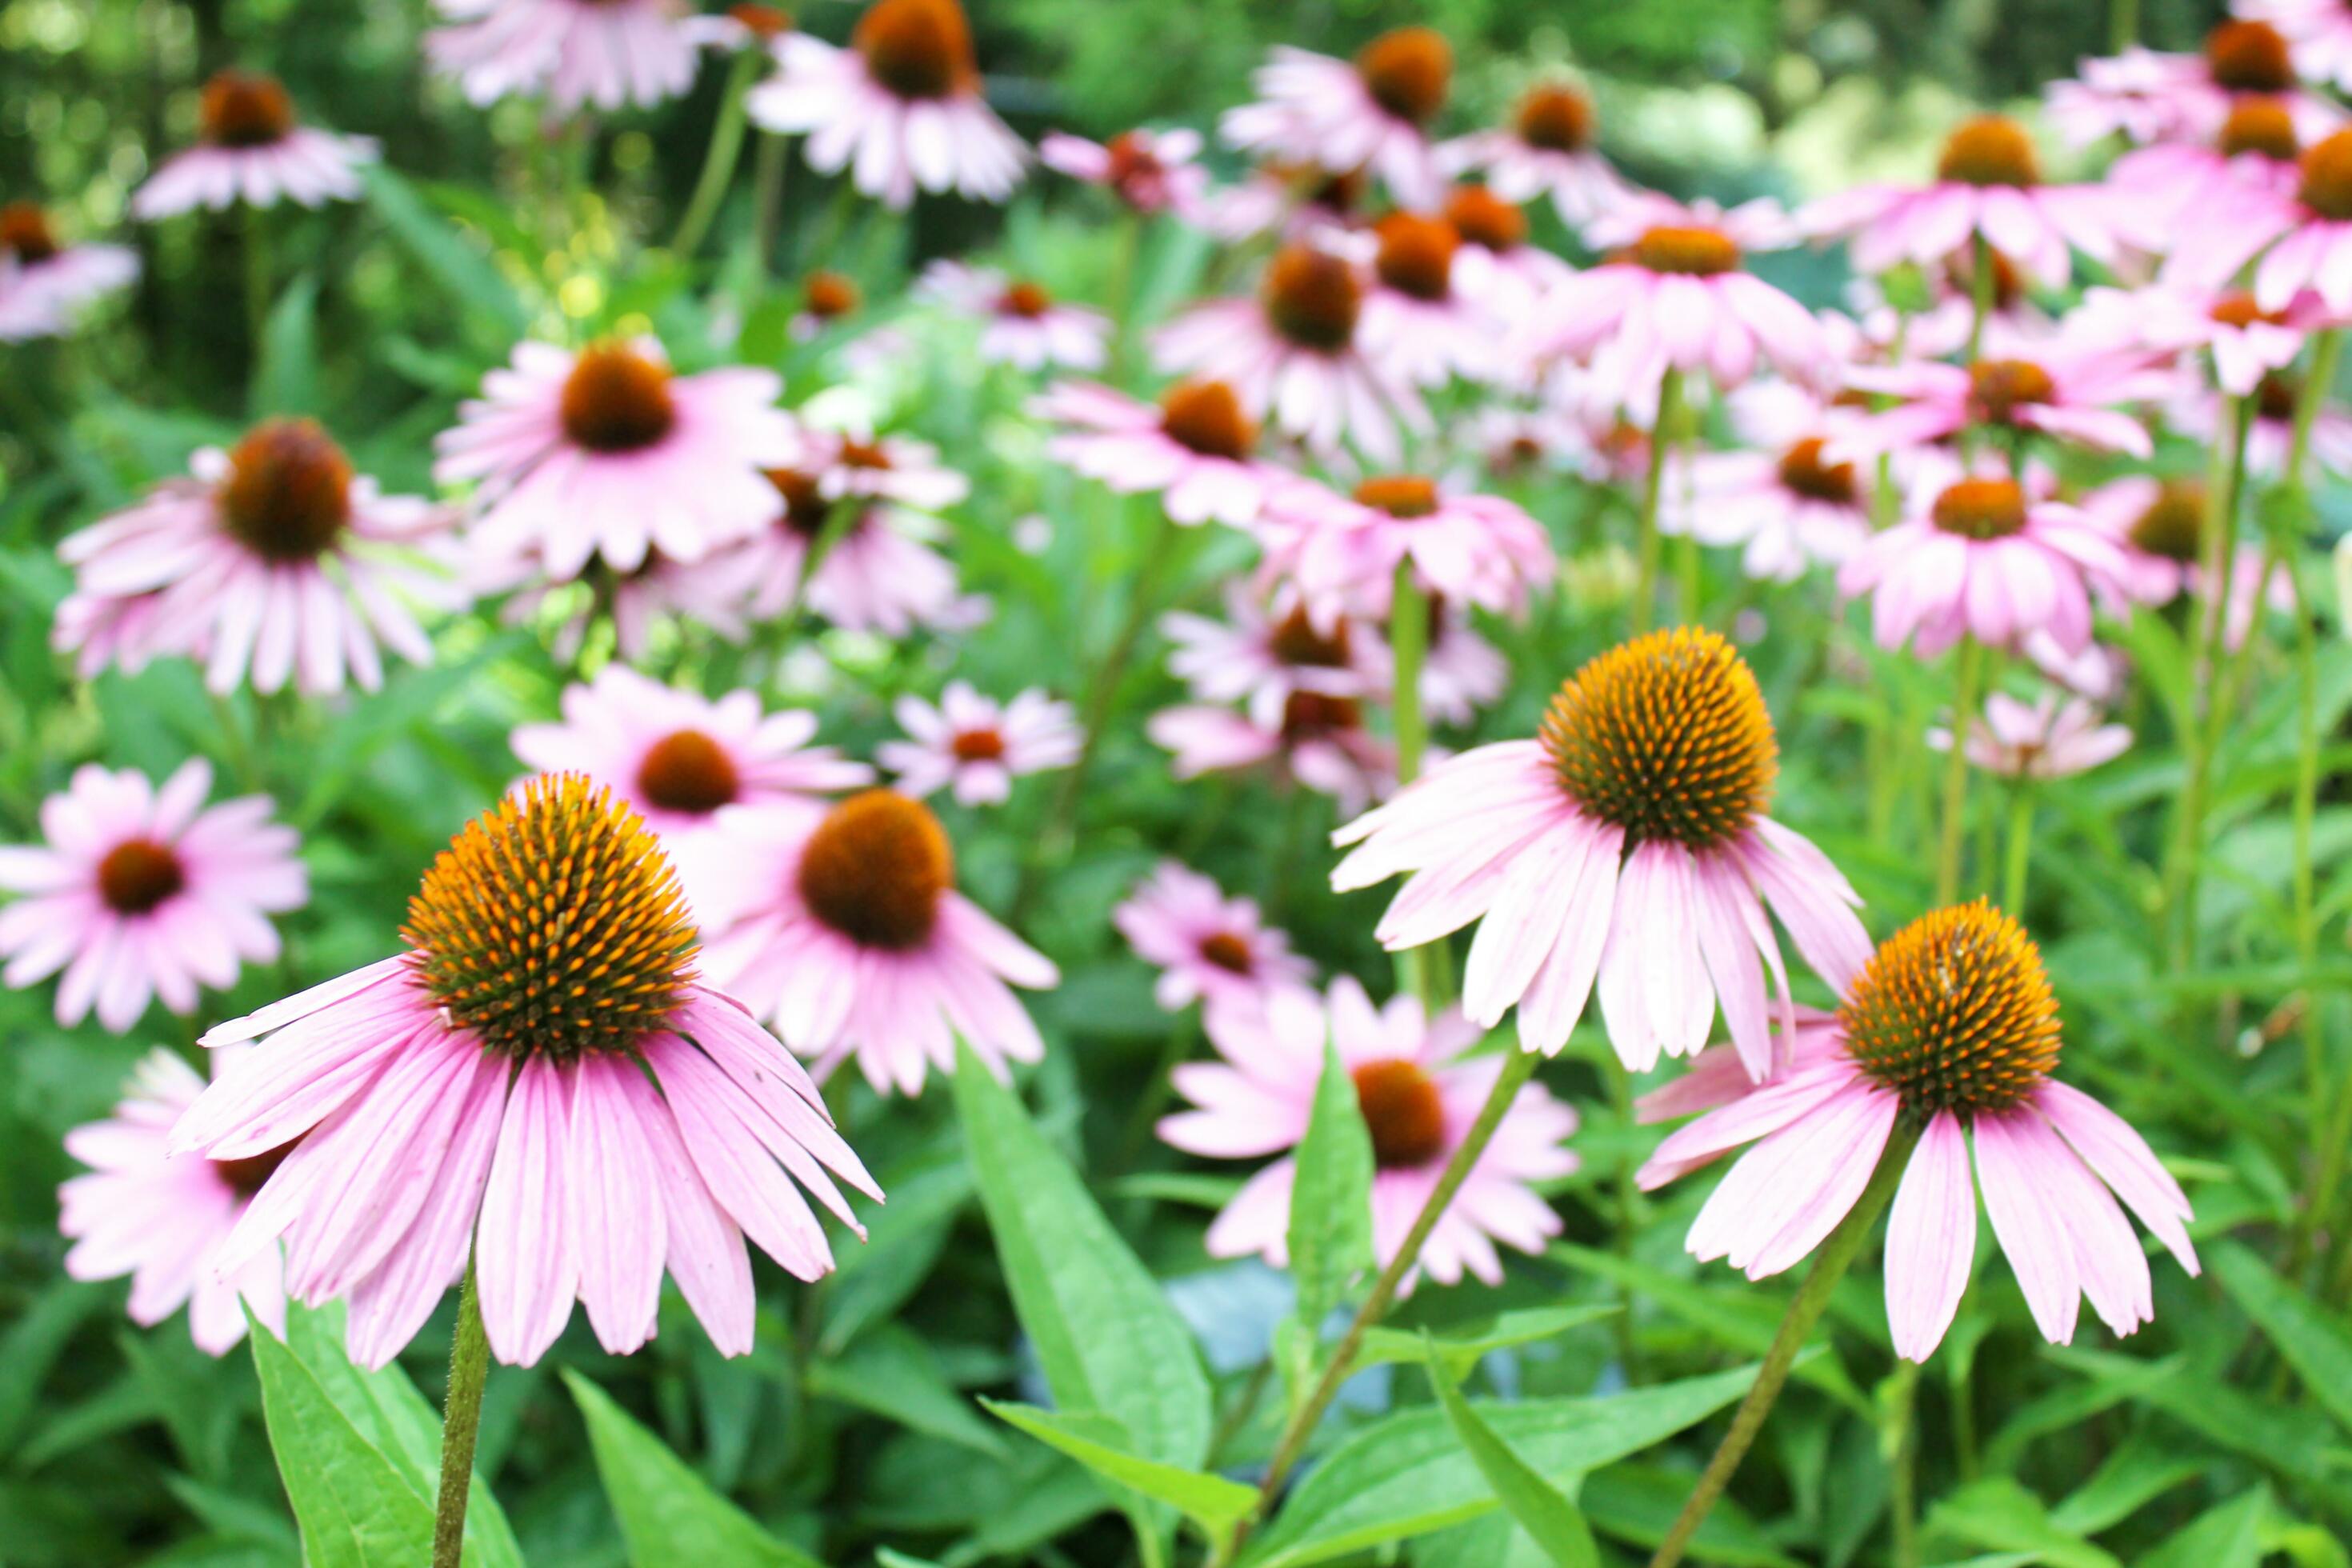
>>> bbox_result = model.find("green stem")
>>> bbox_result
[1935,637,1986,904]
[2110,0,2139,53]
[2167,394,2254,968]
[432,1262,492,1568]
[1887,1359,1923,1568]
[243,201,270,387]
[1209,1050,1544,1568]
[751,129,790,286]
[1965,234,1994,367]
[1389,564,1430,787]
[1646,1122,1922,1568]
[2002,786,2034,916]
[1633,367,1684,634]
[775,501,858,637]
[671,49,759,261]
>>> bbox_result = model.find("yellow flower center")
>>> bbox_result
[1937,115,2040,187]
[1841,900,2062,1115]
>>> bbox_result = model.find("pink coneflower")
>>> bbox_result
[1438,82,1625,226]
[2243,0,2352,91]
[1150,692,1396,818]
[1535,194,1830,406]
[511,665,870,842]
[2047,23,2338,150]
[799,422,971,510]
[1838,460,2133,656]
[1350,210,1494,387]
[718,465,970,634]
[1031,378,1282,530]
[54,419,462,697]
[2079,469,2294,649]
[1330,628,1870,1075]
[0,761,304,1033]
[2025,632,2130,703]
[1929,691,2132,780]
[0,203,136,342]
[681,2,795,54]
[1439,184,1574,325]
[1378,598,1509,727]
[1160,978,1576,1286]
[790,269,863,342]
[166,774,882,1369]
[59,1050,289,1354]
[1038,126,1209,217]
[471,542,754,663]
[2164,126,2352,311]
[1113,861,1315,1023]
[426,0,698,110]
[434,338,792,582]
[1154,242,1429,463]
[686,790,1056,1096]
[1663,382,1874,583]
[1202,158,1370,243]
[2072,283,2314,397]
[746,0,1026,209]
[918,261,1110,373]
[2045,46,2213,146]
[1463,402,1594,484]
[878,682,1081,806]
[132,70,377,219]
[1222,27,1454,208]
[2168,370,2352,479]
[1638,902,2197,1361]
[1162,585,1377,730]
[1832,326,2170,461]
[1798,114,2124,289]
[1258,473,1554,623]
[2107,99,2314,255]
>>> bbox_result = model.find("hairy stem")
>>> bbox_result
[1935,636,1985,904]
[431,1261,491,1568]
[1634,366,1684,634]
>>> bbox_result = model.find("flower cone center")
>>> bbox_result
[2130,480,2206,563]
[1159,379,1257,458]
[1262,245,1362,351]
[765,466,832,536]
[1969,358,2056,425]
[1777,437,1858,504]
[1937,115,2039,186]
[1270,605,1354,668]
[1280,691,1362,742]
[560,343,678,454]
[1444,185,1526,252]
[1515,84,1594,153]
[728,3,794,39]
[1354,474,1439,518]
[2220,97,2299,161]
[217,418,353,563]
[1841,900,2061,1115]
[950,727,1006,762]
[1198,930,1254,974]
[2300,129,2352,218]
[1631,225,1740,276]
[0,202,58,263]
[1355,26,1451,126]
[797,790,953,951]
[2207,19,2296,93]
[1352,1058,1448,1169]
[97,838,186,915]
[402,773,698,1062]
[637,730,741,816]
[213,1136,302,1197]
[1374,212,1458,300]
[1932,477,2029,540]
[803,270,860,318]
[2259,370,2303,422]
[854,0,976,99]
[200,70,295,147]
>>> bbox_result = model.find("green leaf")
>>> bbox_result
[806,1324,1006,1456]
[1922,1477,2118,1568]
[2210,1242,2352,1439]
[951,1040,1210,1470]
[247,1320,433,1567]
[1356,1306,1619,1377]
[565,1370,822,1568]
[1578,1466,1802,1566]
[1289,1036,1374,1331]
[1422,1342,1598,1568]
[2140,1486,2269,1568]
[1244,1362,1760,1567]
[980,1399,1258,1531]
[250,274,319,418]
[0,1278,106,1456]
[361,165,526,340]
[2047,1431,2202,1536]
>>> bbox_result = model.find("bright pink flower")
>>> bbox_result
[1032,378,1286,529]
[1201,158,1371,242]
[426,0,698,110]
[1839,458,2132,656]
[132,70,376,218]
[1798,114,2123,287]
[0,203,136,342]
[1663,382,1874,583]
[0,761,304,1033]
[1437,82,1626,226]
[2106,117,2312,260]
[1258,473,1552,626]
[1221,28,1454,208]
[1928,691,2133,780]
[1332,629,1868,1076]
[435,338,793,581]
[1149,694,1397,818]
[2164,126,2352,312]
[1162,978,1574,1286]
[1833,326,2172,461]
[918,261,1110,373]
[168,774,881,1369]
[2046,22,2339,150]
[2044,46,2214,146]
[1153,242,1430,464]
[60,1050,289,1354]
[2242,0,2352,91]
[746,0,1026,209]
[1536,194,1830,403]
[1162,584,1378,731]
[879,682,1081,806]
[1038,126,1209,217]
[1113,861,1315,1023]
[685,791,1056,1096]
[2071,282,2315,396]
[1638,902,2198,1362]
[511,666,870,842]
[55,420,462,696]
[712,463,974,635]
[1342,210,1498,387]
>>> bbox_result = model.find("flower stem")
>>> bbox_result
[1646,1120,1921,1568]
[1935,636,1985,904]
[1208,1048,1543,1568]
[243,201,271,386]
[1964,233,1994,367]
[671,49,759,261]
[432,1260,492,1568]
[1388,565,1436,1006]
[2002,786,2034,915]
[2166,392,2254,968]
[1634,367,1684,634]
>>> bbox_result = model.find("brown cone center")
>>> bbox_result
[1374,213,1458,301]
[1352,1058,1449,1169]
[2300,129,2352,219]
[796,790,954,950]
[2221,97,2299,161]
[1198,930,1254,974]
[1515,83,1594,153]
[217,418,353,563]
[2129,480,2205,563]
[1778,437,1858,504]
[1355,26,1451,126]
[1354,474,1440,518]
[1841,900,2061,1115]
[1969,358,2056,425]
[1262,246,1362,351]
[637,729,741,816]
[560,343,678,454]
[199,70,295,147]
[0,202,58,263]
[1932,477,2029,540]
[1631,225,1740,276]
[2207,19,2297,93]
[1938,115,2040,187]
[1159,380,1256,459]
[97,838,186,915]
[1444,185,1526,252]
[854,0,976,99]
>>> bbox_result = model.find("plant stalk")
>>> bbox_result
[431,1261,492,1568]
[1634,366,1684,634]
[1935,636,1986,903]
[671,48,760,261]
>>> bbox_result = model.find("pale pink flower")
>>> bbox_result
[511,665,870,842]
[2162,126,2352,312]
[679,2,795,54]
[1161,978,1577,1286]
[2242,0,2352,91]
[918,261,1109,372]
[1154,241,1430,464]
[685,790,1058,1097]
[746,0,1026,209]
[60,1050,288,1354]
[1638,902,2198,1362]
[1163,584,1378,730]
[1798,114,2123,288]
[1331,628,1870,1075]
[2044,46,2213,146]
[1536,194,1830,404]
[1462,402,1600,484]
[0,204,136,342]
[434,338,793,581]
[0,761,305,1033]
[132,70,376,219]
[2074,474,2213,606]
[1201,159,1370,242]
[470,544,754,663]
[1438,184,1575,328]
[2166,375,2352,481]
[167,774,882,1369]
[798,422,971,511]
[1833,326,2172,461]
[1257,473,1553,623]
[1149,694,1396,818]
[54,420,462,697]
[2026,632,2130,702]
[1335,210,1498,387]
[1038,126,1209,218]
[2106,110,2312,258]
[1031,378,1285,529]
[1113,861,1315,1022]
[1437,82,1626,226]
[1928,691,2133,780]
[426,0,698,110]
[1221,28,1454,208]
[2046,23,2338,150]
[714,464,970,634]
[878,682,1081,806]
[1380,601,1509,727]
[2070,282,2314,396]
[1663,382,1874,583]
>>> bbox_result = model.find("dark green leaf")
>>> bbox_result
[1423,1342,1598,1567]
